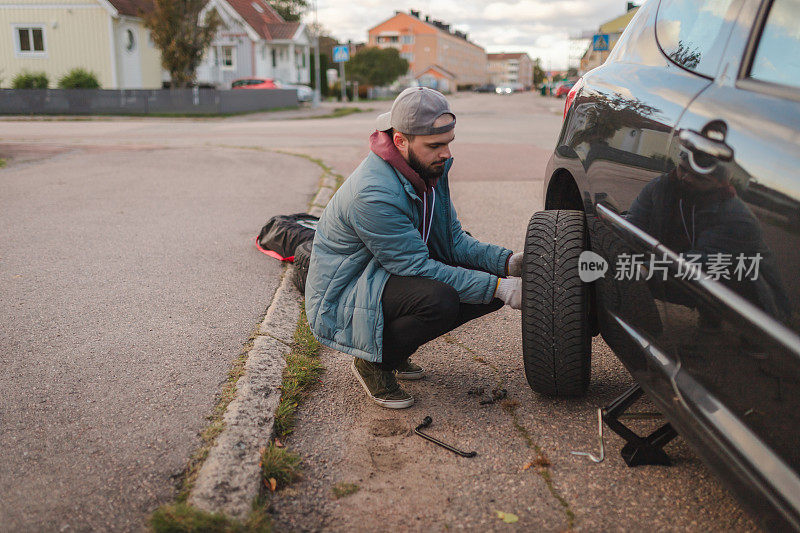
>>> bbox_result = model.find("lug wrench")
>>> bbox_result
[570,407,605,463]
[414,416,477,458]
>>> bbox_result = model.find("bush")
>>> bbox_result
[58,68,100,89]
[12,71,48,89]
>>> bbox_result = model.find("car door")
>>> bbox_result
[583,0,742,400]
[658,0,800,527]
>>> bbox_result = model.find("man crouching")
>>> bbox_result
[305,87,523,409]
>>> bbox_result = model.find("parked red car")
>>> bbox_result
[231,78,278,89]
[554,81,575,98]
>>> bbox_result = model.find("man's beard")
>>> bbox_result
[407,147,446,183]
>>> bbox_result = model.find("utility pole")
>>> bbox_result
[312,0,321,107]
[339,47,346,102]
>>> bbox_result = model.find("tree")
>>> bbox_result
[144,0,221,88]
[310,53,331,97]
[533,58,544,86]
[347,47,408,87]
[268,0,307,22]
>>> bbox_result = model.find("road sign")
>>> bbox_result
[592,34,610,51]
[333,45,350,63]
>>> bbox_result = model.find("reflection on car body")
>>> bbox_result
[528,0,800,529]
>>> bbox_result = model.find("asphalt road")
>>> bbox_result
[0,134,319,530]
[1,93,756,531]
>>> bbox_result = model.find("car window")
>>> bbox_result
[749,0,800,89]
[232,80,247,88]
[656,0,736,77]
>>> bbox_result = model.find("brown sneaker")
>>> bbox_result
[395,359,425,380]
[351,358,414,409]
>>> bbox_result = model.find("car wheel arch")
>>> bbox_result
[545,170,584,212]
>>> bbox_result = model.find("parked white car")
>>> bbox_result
[278,83,314,102]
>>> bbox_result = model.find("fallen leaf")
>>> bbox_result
[522,462,533,471]
[274,438,284,448]
[495,511,519,524]
[268,478,277,492]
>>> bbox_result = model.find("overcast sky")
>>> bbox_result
[304,0,638,71]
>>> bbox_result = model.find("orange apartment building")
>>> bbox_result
[367,10,487,92]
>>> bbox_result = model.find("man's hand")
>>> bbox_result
[507,252,523,277]
[495,277,522,310]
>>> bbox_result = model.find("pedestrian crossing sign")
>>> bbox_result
[592,34,610,51]
[333,46,350,63]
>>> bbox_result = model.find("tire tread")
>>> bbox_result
[521,210,591,397]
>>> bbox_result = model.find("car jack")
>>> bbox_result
[602,384,678,467]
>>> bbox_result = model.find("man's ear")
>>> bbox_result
[393,131,408,156]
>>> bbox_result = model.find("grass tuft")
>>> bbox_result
[331,482,360,499]
[150,502,271,533]
[260,443,301,490]
[502,400,575,529]
[273,307,323,437]
[273,150,346,191]
[176,322,262,502]
[297,107,368,120]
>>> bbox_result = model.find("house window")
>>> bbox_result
[271,48,277,67]
[221,46,235,69]
[401,35,414,44]
[14,25,46,56]
[400,52,414,62]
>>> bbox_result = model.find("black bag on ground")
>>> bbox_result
[292,240,313,294]
[256,213,318,261]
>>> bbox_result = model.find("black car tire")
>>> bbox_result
[292,240,313,294]
[522,210,591,397]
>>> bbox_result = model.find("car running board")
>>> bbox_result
[602,384,678,467]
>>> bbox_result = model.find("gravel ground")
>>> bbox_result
[266,325,756,531]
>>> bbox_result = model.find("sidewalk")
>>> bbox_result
[265,172,755,530]
[259,93,755,531]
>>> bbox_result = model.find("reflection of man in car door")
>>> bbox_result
[625,126,791,325]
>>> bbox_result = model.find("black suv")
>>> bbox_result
[522,0,800,529]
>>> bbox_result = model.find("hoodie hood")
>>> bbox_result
[369,130,437,197]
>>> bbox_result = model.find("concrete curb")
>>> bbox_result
[187,154,336,520]
[189,271,303,519]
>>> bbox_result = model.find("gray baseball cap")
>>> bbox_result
[376,87,456,135]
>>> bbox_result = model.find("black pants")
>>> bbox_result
[380,275,504,370]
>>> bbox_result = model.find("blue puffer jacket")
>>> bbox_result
[305,151,512,362]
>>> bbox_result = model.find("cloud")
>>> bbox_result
[306,0,631,70]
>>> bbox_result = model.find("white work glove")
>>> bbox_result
[507,252,523,277]
[494,277,522,310]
